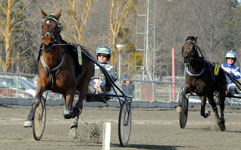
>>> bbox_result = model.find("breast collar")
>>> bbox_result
[185,60,213,78]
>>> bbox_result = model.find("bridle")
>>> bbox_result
[182,40,196,56]
[183,39,212,78]
[182,40,204,63]
[41,15,61,51]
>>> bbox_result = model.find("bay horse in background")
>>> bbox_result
[24,9,94,138]
[179,36,226,131]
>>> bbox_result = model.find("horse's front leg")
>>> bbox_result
[63,89,76,119]
[200,96,210,118]
[24,85,45,127]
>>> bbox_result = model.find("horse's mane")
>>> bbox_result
[185,36,196,41]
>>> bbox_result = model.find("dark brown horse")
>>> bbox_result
[180,36,226,131]
[25,9,94,138]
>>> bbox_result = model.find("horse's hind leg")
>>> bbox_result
[200,96,210,118]
[69,72,91,139]
[68,93,83,139]
[68,89,87,139]
[218,92,226,131]
[207,93,225,131]
[69,116,79,139]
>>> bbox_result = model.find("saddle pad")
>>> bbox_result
[77,46,82,65]
[214,63,220,76]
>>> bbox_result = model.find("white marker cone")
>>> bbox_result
[102,122,111,150]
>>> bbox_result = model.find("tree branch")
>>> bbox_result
[0,2,7,14]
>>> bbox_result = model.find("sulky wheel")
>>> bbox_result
[118,101,132,147]
[179,88,189,129]
[33,98,46,141]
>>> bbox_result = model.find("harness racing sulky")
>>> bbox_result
[177,36,241,131]
[177,36,227,131]
[24,9,133,147]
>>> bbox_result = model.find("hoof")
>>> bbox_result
[64,108,81,119]
[202,110,211,118]
[69,127,78,139]
[73,107,81,116]
[218,119,226,131]
[64,113,73,119]
[176,106,182,112]
[24,120,33,128]
[63,110,75,119]
[205,110,211,118]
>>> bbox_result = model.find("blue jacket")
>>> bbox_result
[221,63,241,83]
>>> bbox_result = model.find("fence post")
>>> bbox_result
[169,83,172,102]
[172,48,176,102]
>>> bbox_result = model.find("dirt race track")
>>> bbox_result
[1,105,241,150]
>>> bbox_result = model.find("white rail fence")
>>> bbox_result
[0,72,240,105]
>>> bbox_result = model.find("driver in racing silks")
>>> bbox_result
[87,44,118,98]
[221,50,241,95]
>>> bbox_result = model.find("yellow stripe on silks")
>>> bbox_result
[214,63,220,76]
[77,46,82,65]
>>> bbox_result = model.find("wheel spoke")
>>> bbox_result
[33,99,46,141]
[118,102,131,146]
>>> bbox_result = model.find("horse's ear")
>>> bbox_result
[194,36,198,42]
[55,10,62,20]
[41,8,47,19]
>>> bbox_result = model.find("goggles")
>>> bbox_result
[226,57,235,60]
[97,53,109,57]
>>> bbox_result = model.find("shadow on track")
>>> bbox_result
[112,143,189,150]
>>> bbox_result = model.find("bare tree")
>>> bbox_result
[187,0,229,61]
[52,0,92,45]
[109,0,142,66]
[0,0,36,72]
